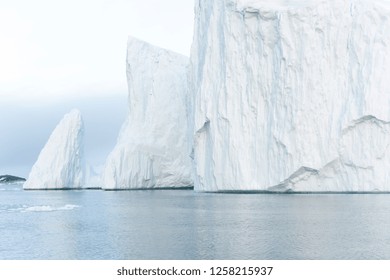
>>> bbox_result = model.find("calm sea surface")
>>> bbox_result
[0,183,390,260]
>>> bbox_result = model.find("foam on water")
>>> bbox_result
[1,204,81,213]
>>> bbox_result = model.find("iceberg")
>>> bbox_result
[24,109,85,189]
[270,116,390,192]
[0,175,26,184]
[190,0,390,191]
[101,37,193,189]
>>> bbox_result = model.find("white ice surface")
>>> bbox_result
[23,109,85,189]
[101,37,193,189]
[190,0,390,191]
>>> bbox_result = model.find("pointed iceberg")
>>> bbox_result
[101,37,193,189]
[24,109,85,189]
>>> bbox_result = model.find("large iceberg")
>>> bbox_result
[24,109,85,189]
[190,0,390,191]
[101,37,193,189]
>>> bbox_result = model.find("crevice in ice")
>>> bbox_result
[343,162,374,170]
[195,119,210,135]
[287,166,319,179]
[342,115,390,134]
[268,166,318,191]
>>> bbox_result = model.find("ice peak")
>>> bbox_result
[24,109,85,189]
[101,38,192,189]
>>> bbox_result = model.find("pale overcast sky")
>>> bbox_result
[0,0,194,176]
[0,0,194,100]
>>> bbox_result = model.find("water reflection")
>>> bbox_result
[1,186,390,259]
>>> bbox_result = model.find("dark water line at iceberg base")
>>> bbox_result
[210,190,390,194]
[102,186,194,191]
[21,185,390,194]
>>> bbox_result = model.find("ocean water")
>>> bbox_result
[0,183,390,260]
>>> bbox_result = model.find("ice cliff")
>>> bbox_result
[190,0,390,191]
[24,109,85,189]
[101,37,193,189]
[270,116,390,192]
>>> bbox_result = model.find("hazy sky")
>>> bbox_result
[0,0,194,176]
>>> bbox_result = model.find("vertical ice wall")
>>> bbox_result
[190,0,390,191]
[101,37,193,189]
[24,109,85,189]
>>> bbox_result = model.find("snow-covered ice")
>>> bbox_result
[190,0,390,192]
[24,109,85,189]
[101,37,193,189]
